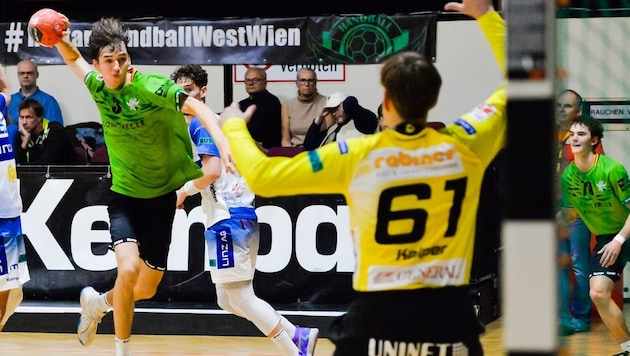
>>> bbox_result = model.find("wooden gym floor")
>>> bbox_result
[0,315,625,355]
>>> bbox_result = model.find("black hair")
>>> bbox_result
[18,98,44,118]
[87,17,129,61]
[572,114,603,152]
[171,64,208,87]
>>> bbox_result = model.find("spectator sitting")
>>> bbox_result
[303,92,378,150]
[9,59,64,126]
[13,98,77,165]
[280,68,327,147]
[65,121,107,163]
[238,67,282,151]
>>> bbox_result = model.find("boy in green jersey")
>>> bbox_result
[560,115,630,355]
[49,14,233,356]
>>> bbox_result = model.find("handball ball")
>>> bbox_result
[28,8,66,47]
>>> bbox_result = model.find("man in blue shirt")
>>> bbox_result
[8,59,64,126]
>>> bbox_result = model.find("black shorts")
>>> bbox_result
[590,233,630,282]
[107,190,177,270]
[329,286,485,356]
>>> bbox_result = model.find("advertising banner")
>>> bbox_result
[18,166,356,306]
[1,13,436,65]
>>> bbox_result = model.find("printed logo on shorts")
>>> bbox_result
[215,227,234,269]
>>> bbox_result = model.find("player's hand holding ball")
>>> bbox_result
[27,8,68,47]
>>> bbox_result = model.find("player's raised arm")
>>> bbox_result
[54,18,92,82]
[181,96,235,174]
[444,0,494,19]
[0,63,10,102]
[55,40,92,81]
[26,9,92,82]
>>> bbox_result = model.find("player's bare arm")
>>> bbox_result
[54,14,92,82]
[219,102,256,127]
[0,63,10,102]
[444,0,494,18]
[181,97,235,174]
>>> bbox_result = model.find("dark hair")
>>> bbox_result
[18,98,44,118]
[572,114,603,152]
[377,103,383,118]
[171,64,208,87]
[380,51,441,122]
[87,17,129,61]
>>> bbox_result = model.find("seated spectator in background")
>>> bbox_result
[303,92,378,150]
[13,98,77,165]
[238,67,281,151]
[9,59,64,126]
[281,68,327,147]
[65,121,107,164]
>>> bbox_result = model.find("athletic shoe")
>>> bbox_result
[558,323,574,336]
[570,318,591,333]
[77,286,107,346]
[293,326,319,356]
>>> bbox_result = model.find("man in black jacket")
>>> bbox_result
[13,98,77,165]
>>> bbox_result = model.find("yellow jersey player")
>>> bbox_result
[219,0,506,354]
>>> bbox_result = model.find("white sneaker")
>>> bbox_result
[293,326,319,356]
[77,286,107,346]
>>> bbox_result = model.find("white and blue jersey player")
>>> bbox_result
[0,82,30,330]
[188,115,258,281]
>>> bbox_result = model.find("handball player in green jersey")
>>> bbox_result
[50,14,233,356]
[559,115,630,355]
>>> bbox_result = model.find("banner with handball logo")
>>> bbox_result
[1,12,436,65]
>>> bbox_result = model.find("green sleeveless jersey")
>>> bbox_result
[85,69,201,198]
[561,154,630,235]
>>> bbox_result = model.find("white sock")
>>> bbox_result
[98,292,112,312]
[115,336,131,356]
[271,327,299,355]
[279,315,297,339]
[103,292,113,309]
[621,340,630,352]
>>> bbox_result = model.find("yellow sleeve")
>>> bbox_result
[442,11,507,167]
[223,118,351,197]
[477,11,506,74]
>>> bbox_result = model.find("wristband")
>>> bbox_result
[614,234,626,245]
[183,180,203,196]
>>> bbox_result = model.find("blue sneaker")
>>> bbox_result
[293,326,319,356]
[559,323,574,336]
[570,318,591,333]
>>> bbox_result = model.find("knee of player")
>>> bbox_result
[588,283,611,304]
